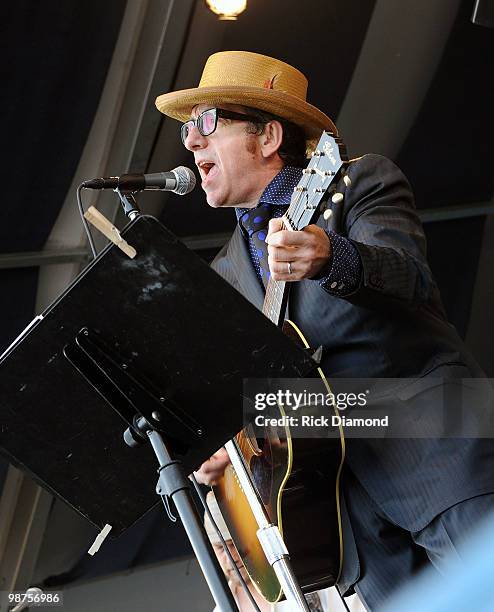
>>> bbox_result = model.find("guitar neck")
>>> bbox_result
[262,278,288,326]
[261,132,348,327]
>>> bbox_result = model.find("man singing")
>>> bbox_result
[155,51,494,610]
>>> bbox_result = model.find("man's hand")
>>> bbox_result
[193,447,230,486]
[266,218,332,281]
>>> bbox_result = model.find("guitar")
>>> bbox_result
[212,132,350,603]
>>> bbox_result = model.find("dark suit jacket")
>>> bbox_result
[211,154,494,584]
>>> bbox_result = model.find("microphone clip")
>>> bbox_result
[115,186,141,220]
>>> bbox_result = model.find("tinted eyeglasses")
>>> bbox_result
[180,107,265,145]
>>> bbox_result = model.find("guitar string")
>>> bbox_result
[263,182,303,322]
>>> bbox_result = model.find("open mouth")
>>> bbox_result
[197,160,216,182]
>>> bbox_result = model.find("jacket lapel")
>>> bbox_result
[214,226,265,312]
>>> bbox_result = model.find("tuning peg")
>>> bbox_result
[323,208,333,220]
[343,175,352,187]
[331,192,344,204]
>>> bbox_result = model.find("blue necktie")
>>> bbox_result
[238,203,273,288]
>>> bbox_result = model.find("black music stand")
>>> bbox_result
[0,215,316,610]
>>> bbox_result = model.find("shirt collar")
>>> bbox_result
[259,166,303,205]
[235,165,303,221]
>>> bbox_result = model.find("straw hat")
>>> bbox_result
[155,51,337,143]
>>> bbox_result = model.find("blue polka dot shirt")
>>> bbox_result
[235,165,362,296]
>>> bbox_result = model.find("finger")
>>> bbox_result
[269,226,330,260]
[266,228,310,247]
[269,259,304,281]
[192,455,230,485]
[267,244,302,262]
[211,448,229,462]
[196,450,228,473]
[303,225,332,259]
[303,224,322,235]
[208,452,231,473]
[192,468,211,485]
[267,217,284,237]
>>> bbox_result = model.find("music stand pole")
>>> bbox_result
[144,427,237,612]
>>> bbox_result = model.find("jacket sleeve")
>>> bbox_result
[323,153,438,307]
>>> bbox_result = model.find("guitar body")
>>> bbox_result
[212,319,345,603]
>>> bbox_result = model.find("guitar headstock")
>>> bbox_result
[285,132,348,231]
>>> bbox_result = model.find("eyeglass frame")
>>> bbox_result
[180,107,266,145]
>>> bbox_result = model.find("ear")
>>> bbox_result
[259,120,283,159]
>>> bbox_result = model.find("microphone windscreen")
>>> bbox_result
[172,166,196,195]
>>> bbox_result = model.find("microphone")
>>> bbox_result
[82,166,196,195]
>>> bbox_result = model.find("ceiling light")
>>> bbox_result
[205,0,247,20]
